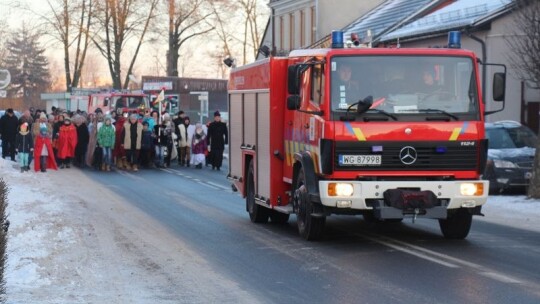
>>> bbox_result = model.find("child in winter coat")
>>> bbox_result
[15,122,34,172]
[97,115,116,171]
[34,127,58,172]
[190,123,208,169]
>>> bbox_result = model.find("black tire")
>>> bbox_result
[269,210,290,224]
[246,161,269,223]
[439,208,473,239]
[295,168,325,240]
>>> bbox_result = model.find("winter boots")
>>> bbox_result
[40,156,47,172]
[132,164,138,172]
[116,157,126,170]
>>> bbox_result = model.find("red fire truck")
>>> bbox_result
[228,32,506,240]
[87,91,149,115]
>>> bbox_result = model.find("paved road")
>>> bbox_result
[83,163,540,304]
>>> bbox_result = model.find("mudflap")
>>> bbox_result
[373,189,447,220]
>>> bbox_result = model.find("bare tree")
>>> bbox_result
[506,0,540,197]
[167,0,215,77]
[210,0,269,67]
[237,0,265,63]
[209,0,237,62]
[92,0,159,89]
[39,0,94,92]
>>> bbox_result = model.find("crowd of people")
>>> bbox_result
[0,107,229,173]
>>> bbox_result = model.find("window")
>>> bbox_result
[311,64,324,106]
[289,13,295,50]
[329,55,480,119]
[279,16,284,50]
[310,6,316,44]
[300,10,305,47]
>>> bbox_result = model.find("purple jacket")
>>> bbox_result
[191,133,207,154]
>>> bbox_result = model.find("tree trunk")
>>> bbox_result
[528,141,540,197]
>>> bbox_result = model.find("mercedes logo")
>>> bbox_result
[399,146,417,165]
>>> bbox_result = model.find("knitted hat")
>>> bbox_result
[20,122,28,131]
[40,113,47,120]
[214,111,221,117]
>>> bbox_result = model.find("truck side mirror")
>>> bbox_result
[288,64,309,95]
[287,95,301,110]
[492,72,505,102]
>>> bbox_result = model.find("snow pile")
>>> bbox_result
[1,158,258,303]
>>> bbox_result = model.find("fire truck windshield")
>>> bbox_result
[330,55,479,120]
[113,96,147,110]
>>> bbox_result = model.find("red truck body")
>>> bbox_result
[228,43,501,240]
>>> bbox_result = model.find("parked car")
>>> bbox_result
[484,121,538,194]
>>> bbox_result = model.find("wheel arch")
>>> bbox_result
[292,151,319,195]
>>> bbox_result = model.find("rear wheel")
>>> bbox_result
[439,208,472,239]
[246,161,269,223]
[295,168,325,240]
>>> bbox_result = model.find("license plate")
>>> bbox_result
[339,155,381,166]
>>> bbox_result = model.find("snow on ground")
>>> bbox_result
[1,156,540,302]
[0,158,260,304]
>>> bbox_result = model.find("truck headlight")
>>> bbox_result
[460,183,484,196]
[328,183,354,197]
[493,159,517,168]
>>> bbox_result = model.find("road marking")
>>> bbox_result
[198,182,219,190]
[376,235,522,284]
[358,232,523,284]
[481,272,521,284]
[362,235,459,268]
[160,168,230,191]
[206,181,230,191]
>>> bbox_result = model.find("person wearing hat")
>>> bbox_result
[34,126,58,172]
[32,112,53,140]
[177,116,192,167]
[207,110,228,171]
[0,108,19,161]
[173,110,186,164]
[190,123,208,169]
[56,116,78,168]
[15,122,34,172]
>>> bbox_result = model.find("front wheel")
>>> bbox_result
[246,161,269,223]
[295,169,325,241]
[439,208,472,239]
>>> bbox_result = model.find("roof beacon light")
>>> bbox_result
[448,31,461,49]
[332,30,344,48]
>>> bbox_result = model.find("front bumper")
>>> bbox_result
[319,180,489,211]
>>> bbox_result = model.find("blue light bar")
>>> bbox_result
[372,145,383,153]
[448,31,461,49]
[332,31,344,48]
[435,146,447,153]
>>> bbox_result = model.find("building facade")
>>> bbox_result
[266,0,384,55]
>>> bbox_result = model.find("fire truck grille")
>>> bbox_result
[334,141,478,171]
